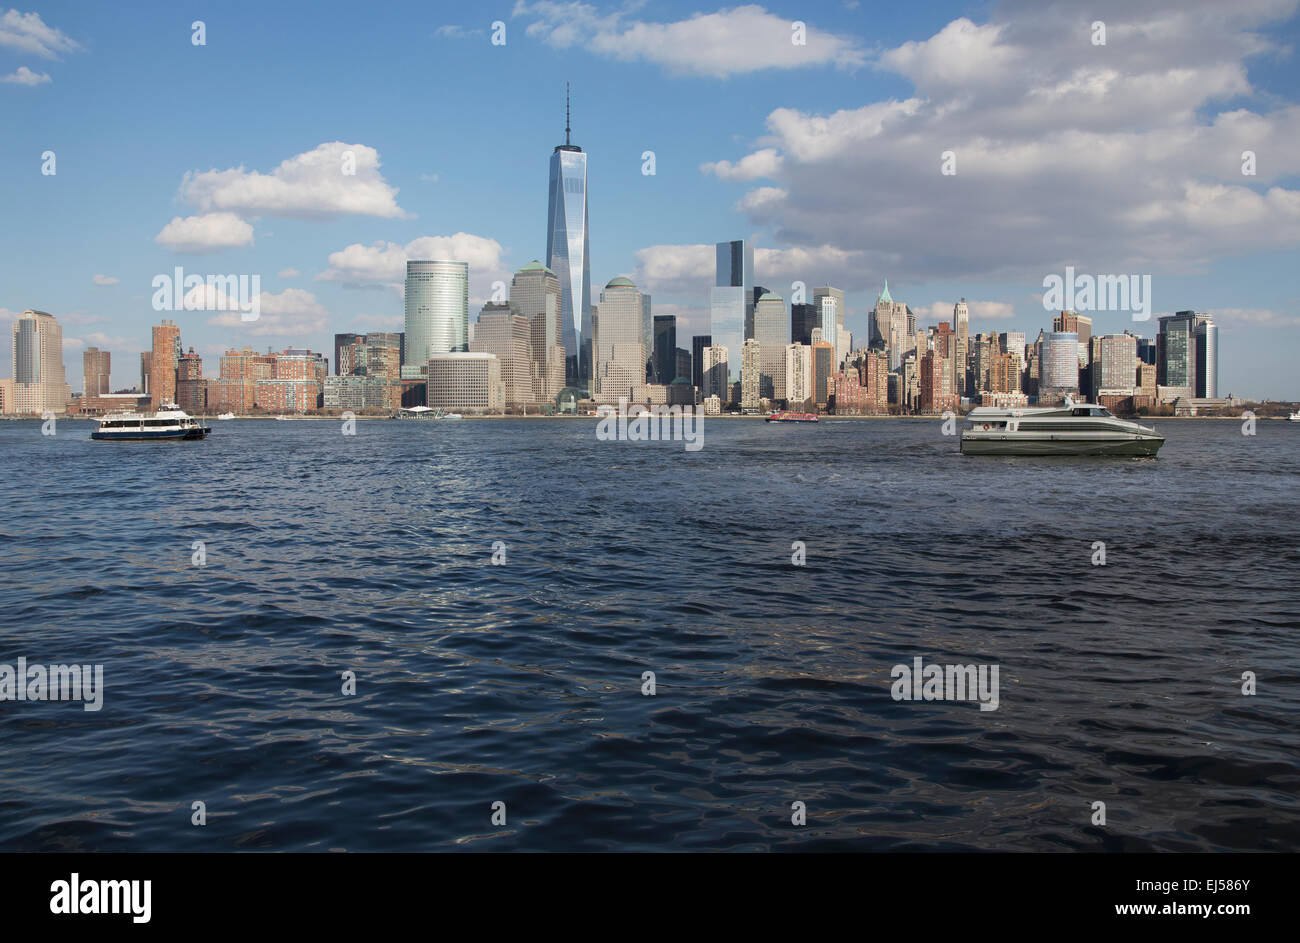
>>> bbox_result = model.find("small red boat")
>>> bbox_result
[765,411,819,423]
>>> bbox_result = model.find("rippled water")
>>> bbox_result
[1,416,1297,852]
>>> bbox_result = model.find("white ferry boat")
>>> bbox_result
[216,412,235,420]
[91,403,210,441]
[1288,410,1300,422]
[961,402,1163,456]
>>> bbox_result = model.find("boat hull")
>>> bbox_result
[961,433,1162,456]
[91,428,209,441]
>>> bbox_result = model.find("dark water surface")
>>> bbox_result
[1,416,1297,852]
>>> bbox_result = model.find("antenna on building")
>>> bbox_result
[565,81,571,147]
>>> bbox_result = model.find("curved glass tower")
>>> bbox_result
[546,86,591,391]
[404,260,468,374]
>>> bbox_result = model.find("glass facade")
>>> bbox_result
[404,260,468,367]
[547,147,591,390]
[1195,318,1218,398]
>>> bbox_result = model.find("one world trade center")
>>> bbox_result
[546,84,592,391]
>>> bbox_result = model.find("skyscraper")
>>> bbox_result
[83,347,111,397]
[592,277,644,403]
[709,239,753,384]
[404,260,469,376]
[1194,315,1218,398]
[471,303,534,407]
[546,85,592,390]
[150,319,181,409]
[653,315,677,383]
[11,310,68,414]
[692,334,711,394]
[953,298,970,395]
[1040,331,1080,400]
[813,287,845,332]
[753,291,787,400]
[641,295,653,383]
[790,303,818,346]
[1156,312,1195,397]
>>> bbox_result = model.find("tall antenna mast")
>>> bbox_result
[565,81,571,147]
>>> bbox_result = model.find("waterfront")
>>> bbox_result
[1,418,1297,851]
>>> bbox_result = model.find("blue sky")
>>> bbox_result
[2,0,1298,398]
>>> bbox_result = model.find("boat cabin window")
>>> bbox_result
[1071,406,1114,418]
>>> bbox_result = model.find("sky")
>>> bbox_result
[1,0,1298,398]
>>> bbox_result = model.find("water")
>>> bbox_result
[1,416,1297,852]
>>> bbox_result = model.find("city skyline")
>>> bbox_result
[2,1,1299,398]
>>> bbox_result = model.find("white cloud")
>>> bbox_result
[354,313,404,329]
[155,213,255,253]
[1,65,50,85]
[514,2,867,78]
[1204,307,1300,328]
[703,1,1300,286]
[207,288,330,337]
[916,300,1016,324]
[177,142,406,220]
[317,233,508,304]
[701,148,783,181]
[91,274,119,287]
[277,268,300,279]
[0,10,81,58]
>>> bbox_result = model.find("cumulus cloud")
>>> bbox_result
[704,0,1300,287]
[317,233,508,304]
[1203,306,1300,328]
[277,268,300,279]
[156,213,255,253]
[0,10,81,58]
[207,288,330,337]
[701,148,783,181]
[915,300,1017,324]
[514,2,866,78]
[91,274,119,287]
[1,65,50,85]
[177,142,406,220]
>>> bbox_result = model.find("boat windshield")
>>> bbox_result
[1071,406,1114,418]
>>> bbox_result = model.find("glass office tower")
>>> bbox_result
[709,239,754,384]
[546,90,592,391]
[404,260,468,376]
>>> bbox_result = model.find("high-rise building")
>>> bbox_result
[175,347,207,414]
[426,352,504,412]
[692,334,711,394]
[785,343,812,408]
[1040,331,1079,399]
[872,281,910,369]
[1090,333,1138,399]
[592,277,645,403]
[812,340,835,408]
[674,348,691,389]
[546,86,592,390]
[813,286,846,332]
[640,295,653,383]
[1054,311,1092,363]
[702,344,729,401]
[920,349,957,413]
[139,351,152,395]
[953,298,970,395]
[10,310,68,414]
[817,295,838,367]
[790,303,818,346]
[334,333,360,376]
[740,337,761,411]
[83,347,111,398]
[404,260,469,375]
[753,291,787,401]
[1194,315,1218,398]
[471,303,535,407]
[709,239,753,384]
[511,260,564,405]
[653,315,677,383]
[150,319,181,409]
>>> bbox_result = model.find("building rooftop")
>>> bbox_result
[605,276,636,289]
